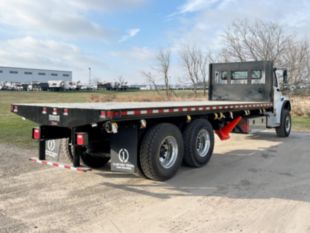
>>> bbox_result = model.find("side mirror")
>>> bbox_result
[283,70,288,84]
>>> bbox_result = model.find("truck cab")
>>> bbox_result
[267,67,291,136]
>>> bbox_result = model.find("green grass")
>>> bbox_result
[0,91,101,148]
[292,117,310,131]
[0,91,309,148]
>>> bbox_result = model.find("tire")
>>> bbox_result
[183,119,214,167]
[140,123,184,181]
[80,152,110,168]
[61,138,74,163]
[61,138,109,168]
[276,109,291,137]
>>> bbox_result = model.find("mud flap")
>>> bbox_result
[46,139,62,161]
[110,126,138,174]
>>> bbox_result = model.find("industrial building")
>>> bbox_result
[0,66,72,84]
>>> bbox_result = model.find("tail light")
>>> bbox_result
[32,128,40,140]
[11,105,18,113]
[76,133,88,146]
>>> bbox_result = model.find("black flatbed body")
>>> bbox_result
[12,101,273,128]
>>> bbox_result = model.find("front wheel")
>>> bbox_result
[275,109,291,137]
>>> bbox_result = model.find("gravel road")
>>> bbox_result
[1,131,310,233]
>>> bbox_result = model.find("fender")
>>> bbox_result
[267,98,291,128]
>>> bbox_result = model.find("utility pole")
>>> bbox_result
[88,67,92,85]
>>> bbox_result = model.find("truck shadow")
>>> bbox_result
[98,131,310,203]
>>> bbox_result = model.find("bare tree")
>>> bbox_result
[114,75,127,90]
[180,46,208,96]
[281,40,310,84]
[199,53,208,96]
[116,75,125,85]
[221,19,310,84]
[141,49,173,97]
[221,20,290,64]
[156,49,172,97]
[141,71,160,93]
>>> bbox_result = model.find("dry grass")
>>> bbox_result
[289,96,310,117]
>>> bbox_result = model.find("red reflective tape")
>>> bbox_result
[106,111,113,118]
[29,157,91,172]
[100,111,106,118]
[135,110,141,115]
[42,107,47,114]
[113,111,121,118]
[100,111,113,119]
[63,108,69,116]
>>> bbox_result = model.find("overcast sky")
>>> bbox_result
[0,0,309,84]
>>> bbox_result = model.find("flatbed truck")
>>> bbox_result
[11,61,292,181]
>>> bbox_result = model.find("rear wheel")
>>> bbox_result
[61,139,110,168]
[80,152,110,168]
[61,138,74,162]
[140,123,184,181]
[183,119,214,167]
[276,109,291,137]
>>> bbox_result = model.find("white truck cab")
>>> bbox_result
[267,68,292,136]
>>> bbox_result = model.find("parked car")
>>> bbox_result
[48,80,65,91]
[64,81,77,91]
[39,82,49,91]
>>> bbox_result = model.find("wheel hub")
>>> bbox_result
[195,129,210,157]
[285,115,291,132]
[159,136,178,169]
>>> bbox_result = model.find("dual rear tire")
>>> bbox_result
[63,119,215,181]
[139,119,214,181]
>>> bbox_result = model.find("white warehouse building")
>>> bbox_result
[0,66,72,84]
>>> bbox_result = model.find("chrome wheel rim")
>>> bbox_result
[159,136,178,169]
[285,115,291,133]
[196,129,210,157]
